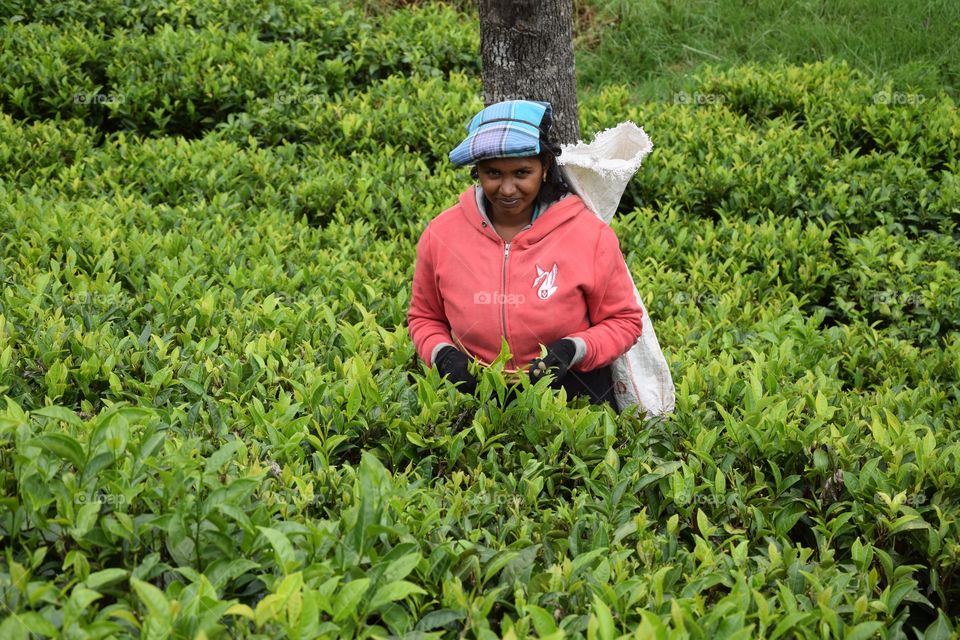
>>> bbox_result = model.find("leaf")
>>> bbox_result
[923,611,954,640]
[667,514,679,535]
[482,550,519,586]
[68,586,103,612]
[33,405,84,427]
[32,433,85,469]
[82,451,116,484]
[814,391,831,418]
[224,603,255,620]
[696,509,716,537]
[770,612,812,640]
[588,593,615,640]
[888,514,930,535]
[415,608,464,631]
[345,382,362,419]
[613,520,638,545]
[381,553,421,585]
[131,577,170,619]
[812,448,829,471]
[204,439,243,476]
[18,612,58,637]
[367,580,427,612]
[526,604,558,636]
[257,526,299,574]
[635,461,682,490]
[276,572,304,626]
[845,621,884,640]
[405,431,427,446]
[571,547,608,576]
[670,468,690,504]
[256,593,285,627]
[332,578,370,622]
[180,378,206,396]
[85,568,128,590]
[71,503,100,540]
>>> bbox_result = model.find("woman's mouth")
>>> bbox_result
[498,198,521,207]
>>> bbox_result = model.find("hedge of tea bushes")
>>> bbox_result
[0,2,478,134]
[2,1,960,635]
[0,0,356,37]
[219,72,484,158]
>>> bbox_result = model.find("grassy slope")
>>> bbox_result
[575,0,960,99]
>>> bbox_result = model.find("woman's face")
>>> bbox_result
[476,156,545,224]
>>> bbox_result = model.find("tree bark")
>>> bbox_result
[478,0,581,145]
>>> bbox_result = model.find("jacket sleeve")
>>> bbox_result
[407,225,455,367]
[567,225,644,372]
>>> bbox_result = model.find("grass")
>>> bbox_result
[573,0,960,100]
[351,1,959,100]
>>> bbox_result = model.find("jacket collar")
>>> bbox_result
[457,186,586,248]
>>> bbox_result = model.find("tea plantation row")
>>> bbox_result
[1,2,959,638]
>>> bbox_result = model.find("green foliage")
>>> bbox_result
[576,0,960,99]
[0,2,958,638]
[0,1,478,135]
[2,0,362,43]
[105,26,326,136]
[0,20,106,123]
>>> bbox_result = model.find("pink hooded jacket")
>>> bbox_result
[407,186,644,373]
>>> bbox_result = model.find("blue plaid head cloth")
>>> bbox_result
[448,100,553,167]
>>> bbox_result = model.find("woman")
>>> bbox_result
[406,99,644,411]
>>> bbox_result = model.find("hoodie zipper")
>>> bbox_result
[501,242,512,369]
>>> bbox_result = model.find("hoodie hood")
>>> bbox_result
[457,187,586,248]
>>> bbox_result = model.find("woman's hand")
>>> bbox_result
[528,338,577,384]
[434,346,478,395]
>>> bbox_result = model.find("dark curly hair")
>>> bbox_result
[535,127,569,207]
[469,126,570,209]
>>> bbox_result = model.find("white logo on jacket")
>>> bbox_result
[533,263,558,300]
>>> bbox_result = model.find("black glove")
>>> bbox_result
[434,346,478,395]
[529,338,577,385]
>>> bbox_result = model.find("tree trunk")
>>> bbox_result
[478,0,581,145]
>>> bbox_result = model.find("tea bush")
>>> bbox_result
[0,2,478,135]
[0,21,106,123]
[0,3,958,638]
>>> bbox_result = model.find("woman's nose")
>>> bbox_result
[500,180,517,196]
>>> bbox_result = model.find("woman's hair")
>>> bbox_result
[470,126,570,208]
[536,128,569,207]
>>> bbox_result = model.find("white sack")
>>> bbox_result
[558,122,675,418]
[559,122,653,224]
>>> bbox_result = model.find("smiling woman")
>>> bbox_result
[476,157,544,241]
[406,99,645,411]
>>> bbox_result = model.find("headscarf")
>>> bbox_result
[448,100,553,167]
